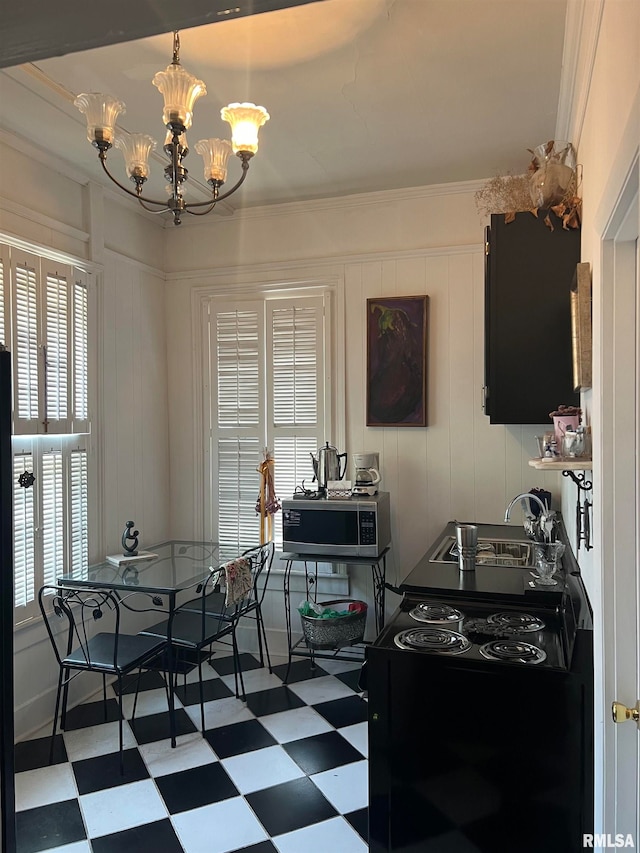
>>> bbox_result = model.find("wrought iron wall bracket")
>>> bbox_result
[562,469,593,552]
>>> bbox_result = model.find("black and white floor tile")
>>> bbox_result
[14,651,369,853]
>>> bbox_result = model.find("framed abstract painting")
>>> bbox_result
[366,295,429,427]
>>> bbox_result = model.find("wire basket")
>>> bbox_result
[300,599,367,650]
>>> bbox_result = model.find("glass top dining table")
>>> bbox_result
[57,540,247,595]
[56,540,249,746]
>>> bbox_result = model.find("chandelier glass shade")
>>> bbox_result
[74,32,269,225]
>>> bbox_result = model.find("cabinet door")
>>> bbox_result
[485,212,580,424]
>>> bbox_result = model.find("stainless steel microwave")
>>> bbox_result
[282,492,391,558]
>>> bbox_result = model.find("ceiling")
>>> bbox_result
[0,0,569,216]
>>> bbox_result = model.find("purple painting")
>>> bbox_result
[366,295,428,427]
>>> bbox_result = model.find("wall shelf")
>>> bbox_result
[529,459,593,552]
[528,458,592,471]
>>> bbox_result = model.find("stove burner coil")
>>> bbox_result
[408,602,465,624]
[479,639,547,664]
[394,627,472,655]
[486,612,545,633]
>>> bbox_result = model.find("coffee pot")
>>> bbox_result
[352,452,381,496]
[310,442,348,491]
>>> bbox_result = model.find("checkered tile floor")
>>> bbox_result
[14,651,369,853]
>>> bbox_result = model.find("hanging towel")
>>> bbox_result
[224,557,252,607]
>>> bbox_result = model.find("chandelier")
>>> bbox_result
[75,31,269,226]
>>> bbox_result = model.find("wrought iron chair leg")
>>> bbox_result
[60,669,71,731]
[256,605,272,672]
[49,670,64,765]
[117,675,124,775]
[198,657,206,735]
[232,630,246,701]
[131,667,145,721]
[102,673,108,720]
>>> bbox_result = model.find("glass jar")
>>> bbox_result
[529,141,576,208]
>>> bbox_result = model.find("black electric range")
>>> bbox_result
[375,592,568,671]
[367,521,594,853]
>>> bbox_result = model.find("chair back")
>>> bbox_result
[39,584,125,672]
[239,541,275,610]
[175,542,274,622]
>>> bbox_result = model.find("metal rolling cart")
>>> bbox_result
[281,547,389,682]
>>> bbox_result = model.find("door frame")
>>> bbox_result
[596,144,639,840]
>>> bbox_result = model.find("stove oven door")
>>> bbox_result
[367,646,589,853]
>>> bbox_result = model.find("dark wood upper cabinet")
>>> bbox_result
[484,212,580,424]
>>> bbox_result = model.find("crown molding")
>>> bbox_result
[555,0,605,150]
[165,241,483,284]
[180,178,487,226]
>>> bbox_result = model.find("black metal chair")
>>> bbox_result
[139,565,243,735]
[179,541,275,672]
[38,584,169,774]
[140,542,275,735]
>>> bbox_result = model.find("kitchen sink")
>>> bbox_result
[430,535,536,568]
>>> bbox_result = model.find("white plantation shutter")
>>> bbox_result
[12,252,40,431]
[212,304,264,550]
[3,239,92,625]
[43,266,71,432]
[268,298,325,548]
[216,308,262,428]
[12,438,90,622]
[70,449,89,578]
[207,293,329,549]
[41,451,64,586]
[217,437,261,549]
[270,302,320,427]
[73,276,89,429]
[272,436,320,548]
[13,453,35,610]
[0,248,7,347]
[6,245,88,436]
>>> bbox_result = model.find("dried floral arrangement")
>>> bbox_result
[475,140,582,231]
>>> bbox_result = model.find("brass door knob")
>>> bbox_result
[612,701,640,727]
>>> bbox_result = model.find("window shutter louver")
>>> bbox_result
[271,304,319,427]
[0,249,7,348]
[12,254,40,431]
[13,453,35,610]
[216,309,261,428]
[72,276,89,430]
[211,305,264,548]
[272,436,319,548]
[43,268,71,432]
[70,449,89,578]
[268,299,325,549]
[217,437,261,551]
[41,451,64,587]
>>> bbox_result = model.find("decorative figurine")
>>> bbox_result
[121,520,139,556]
[18,471,36,489]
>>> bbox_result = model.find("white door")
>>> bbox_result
[599,162,639,845]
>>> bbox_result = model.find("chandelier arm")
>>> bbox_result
[98,153,170,208]
[136,199,171,214]
[184,154,251,210]
[186,204,218,216]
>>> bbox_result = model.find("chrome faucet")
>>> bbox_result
[504,492,556,542]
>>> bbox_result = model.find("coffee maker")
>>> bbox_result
[352,452,381,496]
